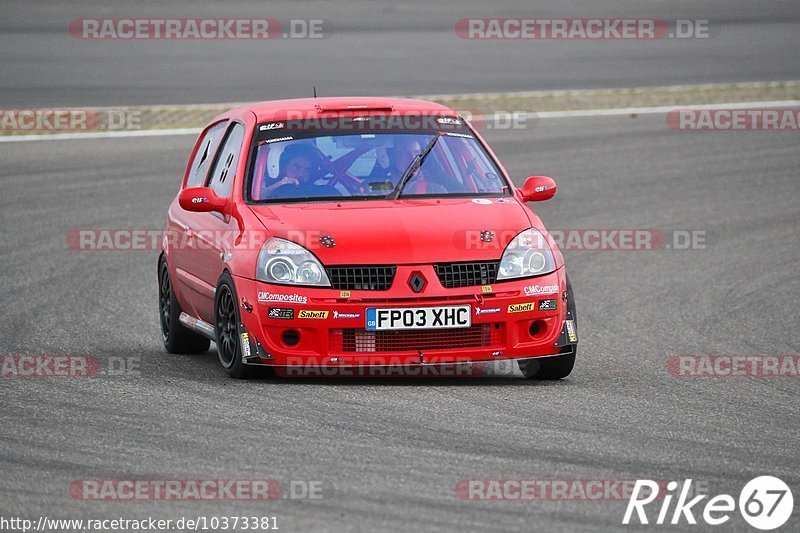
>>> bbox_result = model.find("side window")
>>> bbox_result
[185,121,227,188]
[206,123,246,198]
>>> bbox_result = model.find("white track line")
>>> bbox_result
[1,101,798,143]
[415,80,800,102]
[0,127,201,143]
[531,100,800,119]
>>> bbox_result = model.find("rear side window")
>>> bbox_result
[206,123,245,199]
[185,121,227,188]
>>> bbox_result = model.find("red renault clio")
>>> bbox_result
[158,97,577,379]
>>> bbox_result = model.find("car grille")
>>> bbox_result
[330,323,503,353]
[326,266,396,291]
[434,261,499,289]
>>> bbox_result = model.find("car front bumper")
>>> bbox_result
[232,266,577,369]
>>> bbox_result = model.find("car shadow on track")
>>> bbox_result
[135,348,575,387]
[258,376,572,387]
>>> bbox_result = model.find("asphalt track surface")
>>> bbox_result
[2,0,800,531]
[1,113,799,531]
[2,0,800,106]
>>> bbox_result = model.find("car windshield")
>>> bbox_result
[248,120,510,202]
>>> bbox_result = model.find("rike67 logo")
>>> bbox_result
[624,476,793,530]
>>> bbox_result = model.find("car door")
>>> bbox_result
[190,122,247,323]
[170,120,228,317]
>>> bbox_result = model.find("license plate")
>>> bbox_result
[366,305,471,331]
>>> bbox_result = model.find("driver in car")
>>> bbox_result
[261,144,340,199]
[370,135,448,194]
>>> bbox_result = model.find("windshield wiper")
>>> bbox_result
[386,133,441,200]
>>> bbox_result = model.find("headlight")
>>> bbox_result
[257,237,331,287]
[497,228,556,280]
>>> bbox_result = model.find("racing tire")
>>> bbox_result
[214,272,253,379]
[518,273,577,380]
[158,257,211,354]
[518,350,576,380]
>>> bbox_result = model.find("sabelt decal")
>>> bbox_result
[298,310,329,319]
[508,302,535,313]
[538,298,558,311]
[524,284,559,296]
[258,291,308,304]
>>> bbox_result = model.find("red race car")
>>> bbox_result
[158,97,577,379]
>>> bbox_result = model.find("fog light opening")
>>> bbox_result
[283,329,301,347]
[529,320,546,338]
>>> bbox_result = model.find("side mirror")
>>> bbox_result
[178,187,228,214]
[517,176,557,202]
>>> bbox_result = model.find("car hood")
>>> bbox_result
[249,198,535,264]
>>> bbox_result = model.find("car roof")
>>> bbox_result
[228,96,457,123]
